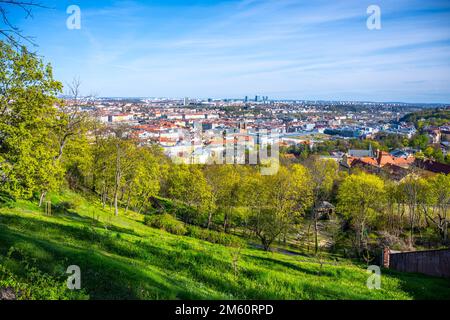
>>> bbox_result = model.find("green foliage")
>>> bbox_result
[0,41,64,199]
[90,133,165,216]
[401,108,450,128]
[186,225,244,247]
[410,134,430,150]
[423,145,445,163]
[374,133,406,150]
[0,191,15,208]
[421,174,450,242]
[62,131,95,190]
[1,191,449,300]
[245,164,313,250]
[284,138,390,159]
[307,157,339,202]
[52,201,78,214]
[337,172,386,254]
[203,165,249,231]
[0,247,88,300]
[144,213,187,235]
[164,164,213,224]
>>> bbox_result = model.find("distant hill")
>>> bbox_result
[400,108,450,127]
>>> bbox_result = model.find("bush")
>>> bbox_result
[53,201,77,214]
[1,247,88,300]
[147,197,202,225]
[144,214,187,235]
[186,226,244,247]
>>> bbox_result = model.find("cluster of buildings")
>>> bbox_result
[71,97,449,173]
[339,144,450,179]
[340,145,416,179]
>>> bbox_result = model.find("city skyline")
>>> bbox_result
[8,0,450,103]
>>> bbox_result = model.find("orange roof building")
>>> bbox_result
[342,149,415,170]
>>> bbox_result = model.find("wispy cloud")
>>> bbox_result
[10,0,450,102]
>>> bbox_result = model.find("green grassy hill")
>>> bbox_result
[1,190,449,300]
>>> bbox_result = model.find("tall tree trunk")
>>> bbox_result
[306,222,312,253]
[409,205,415,248]
[207,211,213,229]
[223,211,229,233]
[114,143,121,217]
[102,193,106,209]
[39,191,47,207]
[314,212,319,254]
[444,221,448,243]
[113,185,119,216]
[124,186,132,214]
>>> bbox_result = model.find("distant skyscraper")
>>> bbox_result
[244,96,248,103]
[255,95,259,102]
[184,97,189,106]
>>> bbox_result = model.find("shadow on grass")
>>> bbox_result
[52,210,138,237]
[3,213,449,300]
[246,254,338,278]
[0,214,143,257]
[382,268,450,300]
[0,217,213,299]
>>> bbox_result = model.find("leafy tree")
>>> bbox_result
[61,129,94,190]
[124,145,163,214]
[433,148,444,163]
[384,180,406,237]
[165,164,213,224]
[246,165,312,251]
[204,165,245,231]
[426,174,450,243]
[410,134,429,150]
[110,135,136,216]
[445,154,450,165]
[424,146,435,158]
[415,151,425,160]
[0,41,63,201]
[398,174,429,248]
[91,128,137,216]
[306,157,339,253]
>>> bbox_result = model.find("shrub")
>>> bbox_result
[1,247,88,300]
[186,226,244,247]
[144,214,187,235]
[147,197,202,225]
[53,201,78,214]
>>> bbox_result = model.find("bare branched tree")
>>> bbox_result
[67,76,81,101]
[55,77,87,161]
[39,77,92,206]
[0,0,49,47]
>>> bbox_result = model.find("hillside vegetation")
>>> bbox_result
[1,40,450,301]
[401,108,450,127]
[1,190,449,300]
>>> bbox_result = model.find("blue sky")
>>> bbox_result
[5,0,450,102]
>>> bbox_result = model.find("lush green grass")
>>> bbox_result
[1,190,449,300]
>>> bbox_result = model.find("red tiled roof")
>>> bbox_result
[348,150,415,169]
[415,159,450,174]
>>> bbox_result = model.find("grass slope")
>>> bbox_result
[1,190,449,300]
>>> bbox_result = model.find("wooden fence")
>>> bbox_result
[383,247,450,278]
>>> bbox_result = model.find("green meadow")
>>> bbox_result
[1,190,449,300]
